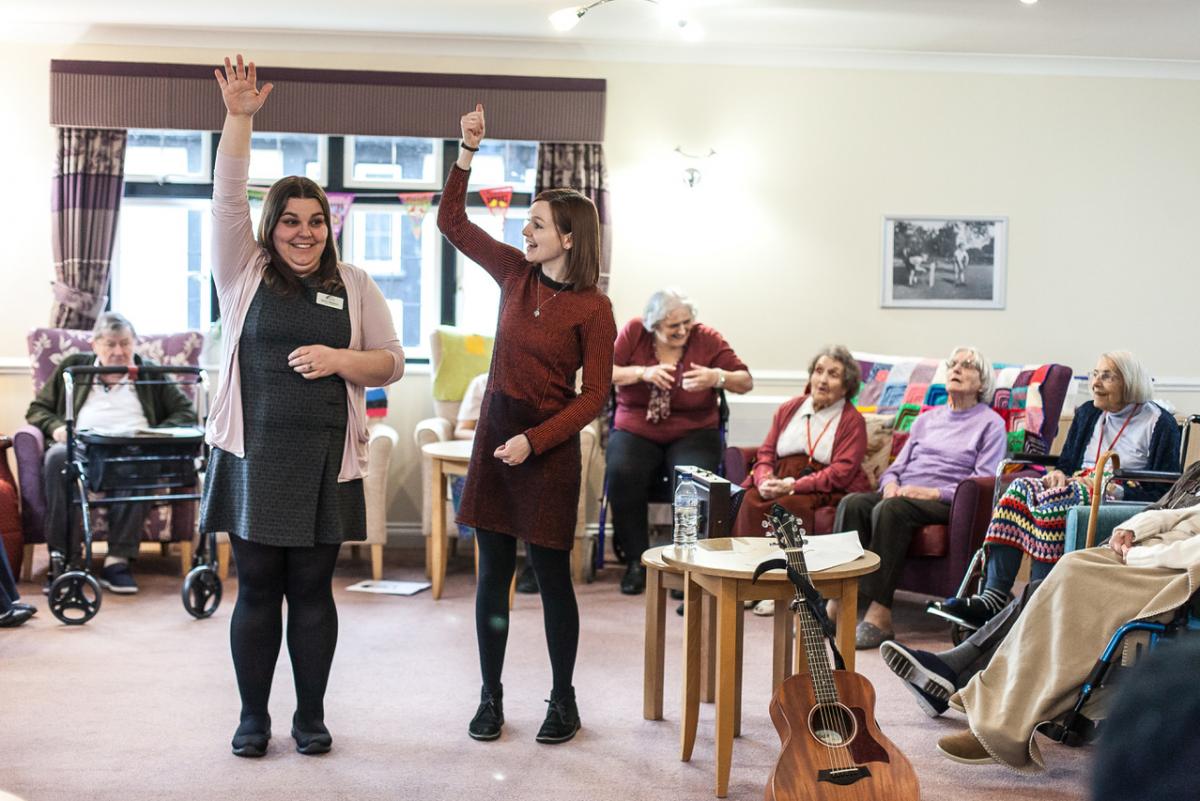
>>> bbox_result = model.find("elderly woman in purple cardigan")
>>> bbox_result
[835,346,1008,649]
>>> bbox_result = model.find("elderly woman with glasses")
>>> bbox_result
[835,346,1008,649]
[940,350,1180,627]
[606,288,752,594]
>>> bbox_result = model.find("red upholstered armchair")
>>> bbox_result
[12,327,204,580]
[727,357,1074,598]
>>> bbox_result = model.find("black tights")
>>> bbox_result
[229,537,341,730]
[475,529,578,696]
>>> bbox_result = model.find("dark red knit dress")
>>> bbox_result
[438,165,616,550]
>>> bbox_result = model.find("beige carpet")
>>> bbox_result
[1,548,1091,801]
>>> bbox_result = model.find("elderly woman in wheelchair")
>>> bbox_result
[938,350,1180,627]
[933,460,1200,769]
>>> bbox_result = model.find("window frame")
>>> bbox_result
[115,135,536,363]
[341,135,443,191]
[122,129,213,185]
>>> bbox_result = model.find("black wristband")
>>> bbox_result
[460,141,480,152]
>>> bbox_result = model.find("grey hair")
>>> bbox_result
[949,345,994,402]
[642,288,698,332]
[92,312,136,339]
[1101,350,1153,404]
[808,345,861,401]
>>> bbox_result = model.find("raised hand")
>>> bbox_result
[214,54,274,118]
[461,103,486,148]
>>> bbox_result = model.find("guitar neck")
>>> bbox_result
[784,546,839,706]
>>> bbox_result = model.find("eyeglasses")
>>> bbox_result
[1090,370,1120,383]
[945,359,980,371]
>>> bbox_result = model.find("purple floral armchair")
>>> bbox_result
[12,327,204,579]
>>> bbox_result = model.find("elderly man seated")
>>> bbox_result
[925,460,1200,770]
[25,312,197,594]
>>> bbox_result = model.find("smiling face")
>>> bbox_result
[270,198,328,276]
[1089,356,1127,412]
[945,349,983,399]
[653,305,694,350]
[522,200,571,266]
[809,355,848,409]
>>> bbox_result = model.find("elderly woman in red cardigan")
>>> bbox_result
[733,345,870,540]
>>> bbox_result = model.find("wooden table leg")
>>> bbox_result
[733,596,744,738]
[836,579,859,673]
[714,577,738,798]
[643,565,666,721]
[772,599,794,691]
[701,592,717,703]
[680,571,702,762]
[430,458,447,600]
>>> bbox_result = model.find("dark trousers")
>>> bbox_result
[835,491,950,607]
[605,428,721,561]
[475,529,578,695]
[43,443,146,560]
[0,545,18,612]
[984,543,1054,594]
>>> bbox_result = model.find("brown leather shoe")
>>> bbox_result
[937,730,995,765]
[948,692,965,713]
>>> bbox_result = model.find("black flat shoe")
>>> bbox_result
[12,602,37,616]
[536,688,581,744]
[231,715,271,758]
[620,563,646,595]
[469,686,504,741]
[0,607,35,628]
[291,713,332,755]
[515,564,539,594]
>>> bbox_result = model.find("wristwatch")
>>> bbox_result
[716,369,726,389]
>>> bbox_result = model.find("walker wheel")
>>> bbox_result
[48,571,102,625]
[181,565,222,619]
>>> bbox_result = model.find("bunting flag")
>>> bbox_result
[398,192,436,239]
[325,192,356,239]
[478,186,514,219]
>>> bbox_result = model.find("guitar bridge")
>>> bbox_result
[817,766,871,786]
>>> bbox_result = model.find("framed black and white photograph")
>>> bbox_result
[881,215,1007,309]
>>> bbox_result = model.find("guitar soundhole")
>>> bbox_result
[807,703,858,748]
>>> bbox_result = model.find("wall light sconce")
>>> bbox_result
[675,146,716,188]
[550,0,702,40]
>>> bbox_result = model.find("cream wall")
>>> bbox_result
[3,33,1199,532]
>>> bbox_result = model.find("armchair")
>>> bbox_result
[347,421,399,580]
[12,327,205,580]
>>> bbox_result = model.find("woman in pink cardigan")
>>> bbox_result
[733,345,870,539]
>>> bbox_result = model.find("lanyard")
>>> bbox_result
[1094,403,1140,466]
[806,413,836,456]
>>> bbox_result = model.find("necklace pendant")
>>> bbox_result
[533,309,541,318]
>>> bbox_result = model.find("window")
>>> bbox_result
[124,130,210,183]
[344,136,440,189]
[114,131,537,361]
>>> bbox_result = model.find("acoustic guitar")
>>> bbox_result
[758,504,920,801]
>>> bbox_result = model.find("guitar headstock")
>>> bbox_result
[764,503,807,551]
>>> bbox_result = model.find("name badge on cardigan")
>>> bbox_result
[315,292,345,310]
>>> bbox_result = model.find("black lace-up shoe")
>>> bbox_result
[536,688,581,744]
[469,686,504,741]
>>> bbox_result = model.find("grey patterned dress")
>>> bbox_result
[200,277,366,546]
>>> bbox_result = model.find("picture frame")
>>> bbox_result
[881,215,1007,309]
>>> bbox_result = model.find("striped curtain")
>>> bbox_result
[50,128,127,329]
[535,143,611,293]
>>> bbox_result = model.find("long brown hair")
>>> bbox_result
[534,188,600,291]
[256,176,343,295]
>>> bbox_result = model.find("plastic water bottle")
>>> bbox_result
[673,471,700,548]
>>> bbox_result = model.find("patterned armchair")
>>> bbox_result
[12,327,204,580]
[726,351,1074,598]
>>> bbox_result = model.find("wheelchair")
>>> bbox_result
[926,413,1198,644]
[46,364,220,625]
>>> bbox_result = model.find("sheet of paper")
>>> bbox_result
[345,579,431,596]
[753,530,864,574]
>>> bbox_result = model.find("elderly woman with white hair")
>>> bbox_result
[941,350,1180,627]
[835,346,1007,648]
[607,288,752,594]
